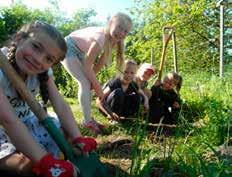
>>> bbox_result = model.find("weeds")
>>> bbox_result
[64,71,232,176]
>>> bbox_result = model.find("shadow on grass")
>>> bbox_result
[98,137,135,159]
[103,162,130,177]
[138,158,189,177]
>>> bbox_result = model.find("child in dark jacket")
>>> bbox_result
[148,72,182,124]
[96,60,140,121]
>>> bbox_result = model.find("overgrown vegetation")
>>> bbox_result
[126,0,232,72]
[0,0,232,176]
[72,71,231,177]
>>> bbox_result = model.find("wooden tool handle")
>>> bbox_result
[158,26,174,80]
[0,50,47,120]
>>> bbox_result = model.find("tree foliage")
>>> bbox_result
[126,0,231,74]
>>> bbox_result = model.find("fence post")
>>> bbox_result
[217,0,225,78]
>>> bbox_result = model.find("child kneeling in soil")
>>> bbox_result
[148,72,182,124]
[96,60,140,121]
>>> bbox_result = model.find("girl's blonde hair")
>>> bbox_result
[118,59,137,79]
[103,12,132,70]
[123,59,138,70]
[164,72,183,92]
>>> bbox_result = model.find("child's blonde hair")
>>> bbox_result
[123,59,138,70]
[163,72,182,92]
[104,12,132,70]
[118,59,137,79]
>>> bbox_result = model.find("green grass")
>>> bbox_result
[62,71,232,177]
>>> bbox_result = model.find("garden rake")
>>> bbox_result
[0,50,108,177]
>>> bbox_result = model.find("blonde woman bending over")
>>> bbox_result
[62,12,132,134]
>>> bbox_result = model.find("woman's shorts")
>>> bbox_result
[65,36,85,61]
